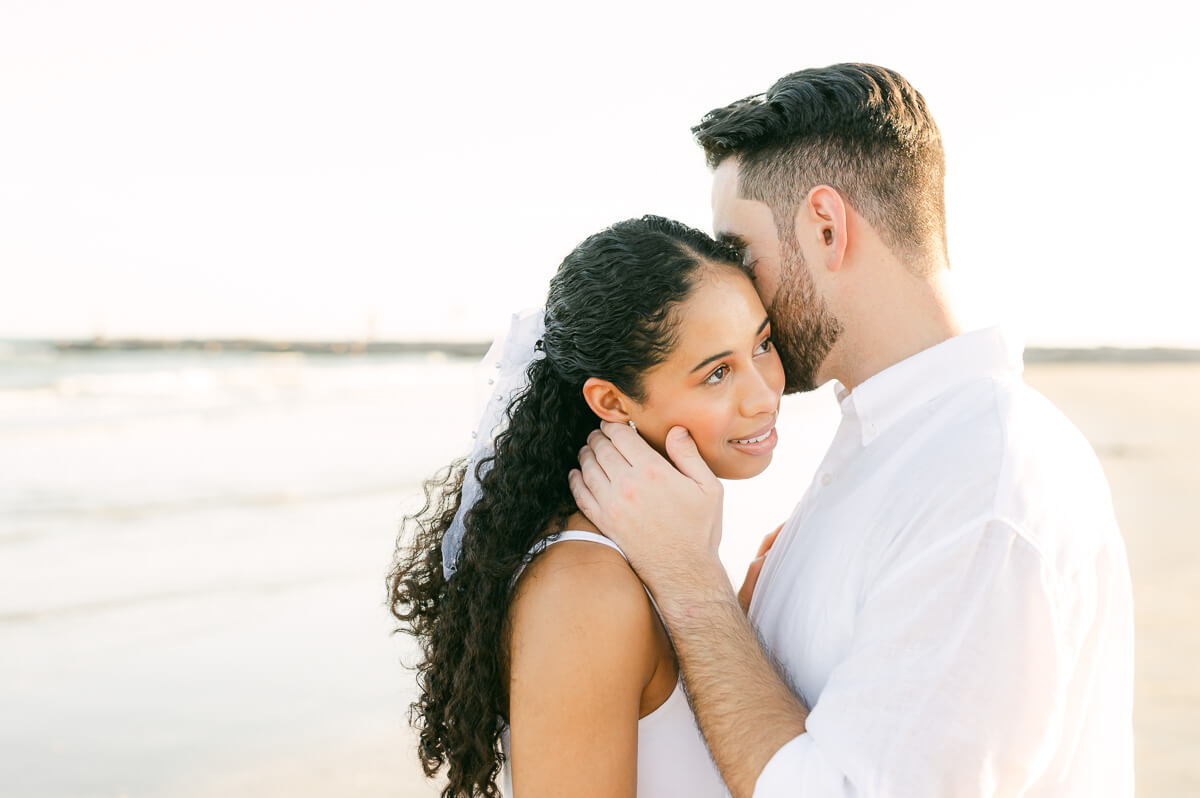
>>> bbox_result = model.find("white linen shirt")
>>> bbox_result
[749,327,1134,797]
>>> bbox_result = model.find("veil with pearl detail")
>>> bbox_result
[441,308,546,580]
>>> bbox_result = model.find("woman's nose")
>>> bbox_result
[739,365,779,417]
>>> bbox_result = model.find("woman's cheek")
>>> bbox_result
[692,407,730,460]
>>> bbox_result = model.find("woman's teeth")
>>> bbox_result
[733,429,771,445]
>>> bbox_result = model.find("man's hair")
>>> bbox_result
[693,63,947,271]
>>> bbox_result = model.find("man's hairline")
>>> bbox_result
[714,147,941,270]
[715,151,831,249]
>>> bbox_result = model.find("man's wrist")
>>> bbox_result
[649,556,737,630]
[647,554,807,798]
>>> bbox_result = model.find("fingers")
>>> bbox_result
[738,554,767,614]
[576,443,610,497]
[587,428,633,476]
[568,468,600,521]
[599,420,666,468]
[756,523,785,557]
[741,524,786,612]
[573,429,628,527]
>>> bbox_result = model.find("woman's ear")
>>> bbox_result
[581,377,635,423]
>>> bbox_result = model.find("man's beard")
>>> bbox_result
[770,234,842,394]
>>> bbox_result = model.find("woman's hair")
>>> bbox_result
[387,215,742,797]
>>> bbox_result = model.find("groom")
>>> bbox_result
[570,64,1134,797]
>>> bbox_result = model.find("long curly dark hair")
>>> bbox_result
[387,215,743,797]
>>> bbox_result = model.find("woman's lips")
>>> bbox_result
[730,418,776,444]
[729,424,778,455]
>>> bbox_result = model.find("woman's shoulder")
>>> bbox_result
[513,532,648,619]
[513,512,638,602]
[507,531,660,680]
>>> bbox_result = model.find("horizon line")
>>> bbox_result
[4,337,1200,363]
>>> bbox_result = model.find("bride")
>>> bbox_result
[388,215,785,797]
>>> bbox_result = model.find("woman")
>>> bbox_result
[388,215,785,797]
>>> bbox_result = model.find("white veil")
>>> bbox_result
[442,308,546,580]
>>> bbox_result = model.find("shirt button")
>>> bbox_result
[821,473,833,486]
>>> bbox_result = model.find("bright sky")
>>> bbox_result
[2,0,1197,346]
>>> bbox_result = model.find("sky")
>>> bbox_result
[2,0,1197,346]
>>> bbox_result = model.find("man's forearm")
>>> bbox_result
[658,562,809,798]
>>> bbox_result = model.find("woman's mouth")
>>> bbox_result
[729,424,778,454]
[732,429,772,444]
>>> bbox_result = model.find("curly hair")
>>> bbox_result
[387,215,743,797]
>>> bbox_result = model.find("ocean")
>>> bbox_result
[0,346,487,796]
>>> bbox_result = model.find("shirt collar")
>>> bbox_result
[836,326,1024,447]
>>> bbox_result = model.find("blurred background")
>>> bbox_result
[2,1,1197,795]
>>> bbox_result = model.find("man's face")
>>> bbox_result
[711,158,842,393]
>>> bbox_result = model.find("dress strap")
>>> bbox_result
[523,530,669,634]
[542,530,627,558]
[515,530,615,583]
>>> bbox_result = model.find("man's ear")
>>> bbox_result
[581,377,635,423]
[795,184,849,272]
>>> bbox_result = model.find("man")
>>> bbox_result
[569,64,1134,797]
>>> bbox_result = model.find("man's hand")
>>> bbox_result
[572,423,808,797]
[738,524,784,614]
[568,421,725,604]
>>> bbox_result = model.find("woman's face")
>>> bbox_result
[630,266,785,480]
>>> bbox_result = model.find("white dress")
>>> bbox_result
[500,530,728,797]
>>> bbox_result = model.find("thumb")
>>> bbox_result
[739,554,766,613]
[665,426,713,484]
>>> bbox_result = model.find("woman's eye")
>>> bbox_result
[705,365,729,385]
[756,336,774,354]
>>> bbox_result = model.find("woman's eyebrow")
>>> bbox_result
[690,318,771,374]
[690,350,732,374]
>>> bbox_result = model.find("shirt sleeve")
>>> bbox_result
[752,519,1069,798]
[755,734,853,795]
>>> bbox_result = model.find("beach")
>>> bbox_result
[1,350,1196,796]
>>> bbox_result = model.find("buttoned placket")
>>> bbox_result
[813,395,870,496]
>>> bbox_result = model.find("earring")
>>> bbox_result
[627,419,637,431]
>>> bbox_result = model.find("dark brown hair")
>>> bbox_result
[693,63,947,272]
